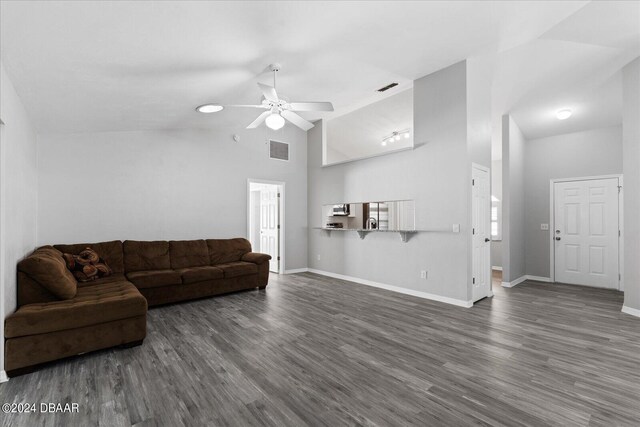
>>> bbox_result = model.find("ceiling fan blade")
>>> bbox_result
[287,102,334,112]
[246,110,272,129]
[225,104,268,108]
[281,110,314,131]
[258,83,279,102]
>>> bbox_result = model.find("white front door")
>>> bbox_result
[260,186,280,273]
[554,178,619,289]
[472,165,491,302]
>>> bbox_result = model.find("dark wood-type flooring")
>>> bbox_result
[1,271,638,426]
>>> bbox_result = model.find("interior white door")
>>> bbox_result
[554,178,619,289]
[260,187,280,273]
[472,166,491,302]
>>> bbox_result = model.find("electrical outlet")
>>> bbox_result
[316,254,321,261]
[541,224,549,230]
[420,270,427,279]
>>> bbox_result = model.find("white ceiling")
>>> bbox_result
[0,1,637,143]
[1,0,589,134]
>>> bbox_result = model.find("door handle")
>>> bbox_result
[484,238,490,242]
[555,237,561,241]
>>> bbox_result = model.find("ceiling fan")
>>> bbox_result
[196,64,334,131]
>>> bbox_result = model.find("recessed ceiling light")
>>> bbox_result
[196,104,224,113]
[556,109,572,120]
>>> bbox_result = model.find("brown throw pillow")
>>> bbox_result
[63,247,112,282]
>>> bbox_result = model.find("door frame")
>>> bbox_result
[247,179,285,274]
[549,174,623,290]
[471,162,492,301]
[0,118,6,382]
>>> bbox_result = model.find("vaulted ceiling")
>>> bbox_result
[498,0,639,142]
[1,1,638,142]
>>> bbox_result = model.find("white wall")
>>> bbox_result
[524,126,623,279]
[0,63,39,377]
[502,115,526,283]
[308,61,490,304]
[37,127,308,271]
[622,58,640,312]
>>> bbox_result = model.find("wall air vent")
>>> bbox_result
[377,82,398,92]
[269,140,290,161]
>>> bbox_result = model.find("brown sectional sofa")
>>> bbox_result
[5,238,271,376]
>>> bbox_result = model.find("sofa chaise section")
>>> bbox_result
[6,245,146,376]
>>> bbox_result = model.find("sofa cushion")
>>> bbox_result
[169,240,209,269]
[124,240,171,272]
[206,238,252,265]
[77,273,127,287]
[54,240,124,274]
[216,261,258,278]
[17,247,77,300]
[5,280,146,338]
[176,266,224,284]
[63,248,112,282]
[241,252,272,265]
[126,269,181,289]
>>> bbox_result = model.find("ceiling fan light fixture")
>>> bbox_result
[556,109,572,120]
[265,112,285,130]
[196,104,224,113]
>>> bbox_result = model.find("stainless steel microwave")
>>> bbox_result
[332,204,350,216]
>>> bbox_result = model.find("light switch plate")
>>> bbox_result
[541,224,549,230]
[452,224,460,233]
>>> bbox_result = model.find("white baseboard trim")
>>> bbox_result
[0,371,8,383]
[502,275,527,288]
[621,305,640,318]
[502,275,552,288]
[283,268,309,274]
[526,275,552,283]
[491,266,503,271]
[308,268,473,308]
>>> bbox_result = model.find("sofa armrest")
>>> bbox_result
[241,252,272,265]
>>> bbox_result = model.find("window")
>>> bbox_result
[491,206,498,236]
[491,196,502,240]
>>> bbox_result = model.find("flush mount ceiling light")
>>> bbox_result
[196,104,224,113]
[382,129,411,145]
[556,109,572,120]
